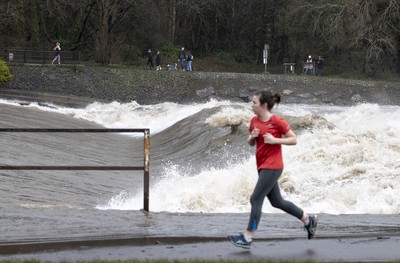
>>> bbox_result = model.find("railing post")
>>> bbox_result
[143,129,150,212]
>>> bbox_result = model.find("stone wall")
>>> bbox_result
[1,64,399,107]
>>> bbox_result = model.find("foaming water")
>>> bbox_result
[97,159,258,213]
[0,99,243,135]
[282,104,400,214]
[95,103,399,215]
[1,99,399,215]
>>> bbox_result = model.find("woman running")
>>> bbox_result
[228,90,318,249]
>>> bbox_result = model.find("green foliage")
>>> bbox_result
[215,51,236,62]
[0,60,13,83]
[159,43,181,60]
[214,51,255,65]
[120,43,143,64]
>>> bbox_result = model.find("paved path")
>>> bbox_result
[1,235,400,262]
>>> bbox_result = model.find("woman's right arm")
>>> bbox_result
[247,135,256,146]
[247,123,259,147]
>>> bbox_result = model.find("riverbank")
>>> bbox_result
[1,63,399,107]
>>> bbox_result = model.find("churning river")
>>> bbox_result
[0,98,399,244]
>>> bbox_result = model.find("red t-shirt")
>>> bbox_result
[249,115,291,170]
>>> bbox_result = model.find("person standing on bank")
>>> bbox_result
[316,56,324,76]
[156,50,161,70]
[146,49,154,69]
[228,91,318,249]
[178,47,186,71]
[51,42,61,65]
[186,51,193,71]
[304,55,313,74]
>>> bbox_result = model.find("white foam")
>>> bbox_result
[2,99,399,214]
[100,104,400,214]
[0,99,244,134]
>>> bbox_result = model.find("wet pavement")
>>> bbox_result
[1,235,400,262]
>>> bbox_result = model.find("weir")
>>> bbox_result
[0,128,151,211]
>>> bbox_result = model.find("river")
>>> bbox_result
[0,98,399,246]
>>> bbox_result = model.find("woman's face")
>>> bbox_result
[251,95,265,115]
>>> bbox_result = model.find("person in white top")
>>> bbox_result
[52,42,61,65]
[304,55,313,74]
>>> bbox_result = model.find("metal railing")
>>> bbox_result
[0,128,151,211]
[1,48,81,64]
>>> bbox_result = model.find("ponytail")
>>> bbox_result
[253,91,281,110]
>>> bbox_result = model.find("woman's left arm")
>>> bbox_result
[263,129,297,145]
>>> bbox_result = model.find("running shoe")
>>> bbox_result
[304,214,318,239]
[227,233,252,249]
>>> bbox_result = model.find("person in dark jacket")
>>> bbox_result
[178,47,186,71]
[316,56,324,76]
[146,49,154,69]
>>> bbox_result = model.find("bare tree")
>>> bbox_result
[0,1,19,46]
[290,0,400,76]
[91,0,136,64]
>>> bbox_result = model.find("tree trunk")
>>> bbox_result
[168,0,176,40]
[93,0,134,64]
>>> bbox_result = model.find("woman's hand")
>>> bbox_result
[248,126,259,146]
[263,133,276,144]
[250,126,260,139]
[264,130,297,145]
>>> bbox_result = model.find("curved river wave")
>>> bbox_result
[1,99,398,215]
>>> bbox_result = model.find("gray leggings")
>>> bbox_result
[247,169,304,232]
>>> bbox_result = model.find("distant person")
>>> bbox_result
[316,56,324,76]
[146,49,154,70]
[178,47,186,71]
[186,51,193,71]
[304,55,313,75]
[51,42,61,65]
[228,91,318,249]
[156,50,161,70]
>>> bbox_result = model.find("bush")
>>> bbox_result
[0,60,13,83]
